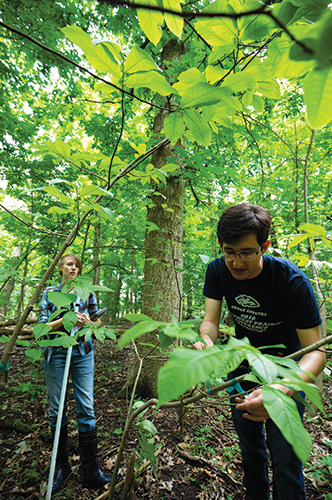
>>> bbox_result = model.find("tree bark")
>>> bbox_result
[124,40,186,398]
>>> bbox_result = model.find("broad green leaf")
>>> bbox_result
[163,113,185,144]
[177,68,205,86]
[262,387,312,462]
[288,233,309,248]
[99,206,115,222]
[38,336,78,348]
[104,329,117,340]
[159,330,173,349]
[272,0,299,26]
[157,346,229,406]
[163,0,183,38]
[0,335,10,343]
[205,65,227,85]
[95,40,121,63]
[48,206,74,215]
[33,323,53,339]
[162,163,179,173]
[125,71,174,96]
[163,323,198,342]
[257,81,280,100]
[73,283,90,302]
[88,284,112,292]
[304,65,332,129]
[43,186,74,205]
[138,419,158,434]
[195,19,236,46]
[199,254,210,264]
[117,319,167,348]
[60,26,120,77]
[251,94,264,112]
[47,308,69,323]
[298,222,326,237]
[181,82,231,109]
[136,0,163,46]
[241,13,275,41]
[224,71,257,92]
[48,291,76,308]
[268,36,315,78]
[124,45,161,74]
[63,311,78,332]
[25,348,42,361]
[183,109,212,147]
[246,351,278,384]
[80,185,112,197]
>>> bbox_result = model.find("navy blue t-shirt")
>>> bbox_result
[203,255,321,355]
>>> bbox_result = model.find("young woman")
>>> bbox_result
[40,254,112,494]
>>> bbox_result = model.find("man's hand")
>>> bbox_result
[193,337,214,350]
[235,388,270,422]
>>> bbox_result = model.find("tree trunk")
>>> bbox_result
[0,246,21,319]
[124,40,187,398]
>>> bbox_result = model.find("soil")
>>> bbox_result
[0,338,331,500]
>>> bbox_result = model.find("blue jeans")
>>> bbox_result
[43,346,96,432]
[230,394,306,500]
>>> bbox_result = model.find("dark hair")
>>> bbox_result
[59,254,82,276]
[217,203,271,246]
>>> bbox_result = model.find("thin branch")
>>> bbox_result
[0,21,168,112]
[104,0,314,55]
[0,203,67,237]
[242,112,264,194]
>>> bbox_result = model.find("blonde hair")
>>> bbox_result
[59,254,82,276]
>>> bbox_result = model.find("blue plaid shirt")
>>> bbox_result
[39,282,98,361]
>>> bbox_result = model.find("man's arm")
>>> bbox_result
[235,325,326,421]
[194,297,222,350]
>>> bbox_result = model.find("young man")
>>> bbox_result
[40,254,112,494]
[195,204,326,500]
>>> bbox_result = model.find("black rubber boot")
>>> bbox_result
[79,428,112,488]
[51,425,71,494]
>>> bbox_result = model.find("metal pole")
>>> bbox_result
[46,297,80,499]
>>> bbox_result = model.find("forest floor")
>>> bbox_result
[0,336,332,500]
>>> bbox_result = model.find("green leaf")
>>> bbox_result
[183,109,212,147]
[104,329,117,340]
[38,336,78,348]
[164,0,183,38]
[125,314,155,324]
[159,330,173,349]
[125,71,174,96]
[25,348,42,362]
[224,71,257,92]
[298,222,326,237]
[99,206,115,222]
[246,351,278,384]
[60,26,121,77]
[0,335,10,343]
[157,346,229,406]
[43,186,74,205]
[199,254,210,264]
[80,185,112,197]
[124,45,162,74]
[62,311,78,333]
[181,83,231,109]
[135,0,163,47]
[48,292,76,308]
[163,113,185,144]
[288,233,309,248]
[304,65,332,129]
[138,419,158,435]
[262,387,312,463]
[117,319,167,348]
[73,283,90,301]
[33,323,52,339]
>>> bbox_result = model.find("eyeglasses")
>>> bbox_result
[222,247,262,262]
